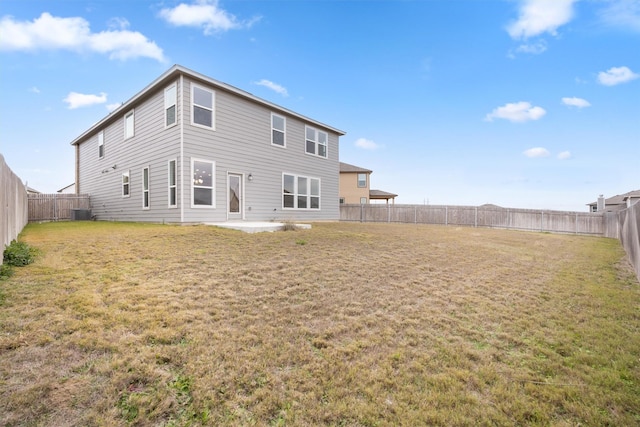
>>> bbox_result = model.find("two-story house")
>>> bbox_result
[71,65,345,223]
[587,190,640,212]
[339,162,397,205]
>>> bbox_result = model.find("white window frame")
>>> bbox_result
[282,173,321,210]
[98,131,104,159]
[191,84,215,130]
[360,197,367,204]
[124,110,135,140]
[165,84,177,128]
[168,159,177,208]
[358,173,368,188]
[271,113,286,147]
[191,158,215,208]
[304,126,328,158]
[142,166,150,210]
[122,171,130,198]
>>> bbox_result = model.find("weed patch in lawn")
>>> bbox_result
[0,221,638,426]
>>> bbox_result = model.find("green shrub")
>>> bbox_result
[3,240,37,267]
[0,263,13,280]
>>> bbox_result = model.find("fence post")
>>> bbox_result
[575,213,578,234]
[360,204,364,223]
[445,206,448,226]
[474,207,478,228]
[541,211,544,232]
[388,204,391,223]
[414,205,417,224]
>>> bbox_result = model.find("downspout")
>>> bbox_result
[180,74,185,223]
[75,144,80,194]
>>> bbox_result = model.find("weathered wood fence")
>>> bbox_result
[28,194,91,222]
[1,154,29,261]
[603,203,640,281]
[340,204,603,235]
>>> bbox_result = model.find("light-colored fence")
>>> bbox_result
[341,204,603,235]
[1,154,29,263]
[603,204,640,281]
[28,194,91,222]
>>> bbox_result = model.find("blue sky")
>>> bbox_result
[0,0,638,211]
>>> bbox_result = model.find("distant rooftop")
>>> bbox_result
[339,162,372,174]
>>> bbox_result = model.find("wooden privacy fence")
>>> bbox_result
[1,154,29,258]
[340,204,604,235]
[28,194,91,222]
[603,204,640,281]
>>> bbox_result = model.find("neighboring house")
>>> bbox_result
[26,186,40,195]
[57,183,76,194]
[71,65,345,223]
[339,162,397,204]
[339,162,372,204]
[587,190,640,212]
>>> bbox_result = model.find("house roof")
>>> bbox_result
[587,190,640,207]
[57,183,75,193]
[71,64,345,146]
[339,162,372,173]
[369,189,398,199]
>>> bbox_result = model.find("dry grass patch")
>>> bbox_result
[1,221,639,426]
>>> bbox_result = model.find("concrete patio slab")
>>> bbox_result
[204,222,312,233]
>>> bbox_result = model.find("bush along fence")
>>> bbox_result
[1,154,29,262]
[28,193,91,222]
[340,204,603,235]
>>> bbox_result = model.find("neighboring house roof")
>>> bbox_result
[71,64,345,147]
[339,162,372,173]
[587,190,640,208]
[369,189,398,199]
[57,183,75,193]
[26,186,40,194]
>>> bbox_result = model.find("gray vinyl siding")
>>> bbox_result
[78,80,183,222]
[76,69,340,223]
[180,77,339,223]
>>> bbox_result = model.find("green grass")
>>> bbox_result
[0,221,639,426]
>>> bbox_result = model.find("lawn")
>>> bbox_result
[1,221,639,426]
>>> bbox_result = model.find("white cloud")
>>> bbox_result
[106,103,122,112]
[507,0,577,39]
[29,86,40,94]
[597,66,639,86]
[253,79,288,97]
[0,12,165,62]
[524,147,550,158]
[485,101,546,123]
[63,92,107,109]
[159,0,260,35]
[599,0,640,32]
[557,150,571,159]
[355,138,379,150]
[515,40,548,54]
[562,97,591,108]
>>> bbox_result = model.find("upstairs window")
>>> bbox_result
[271,113,286,147]
[165,84,177,127]
[305,126,328,158]
[122,171,130,197]
[124,110,135,139]
[357,173,367,188]
[192,85,214,129]
[98,131,104,158]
